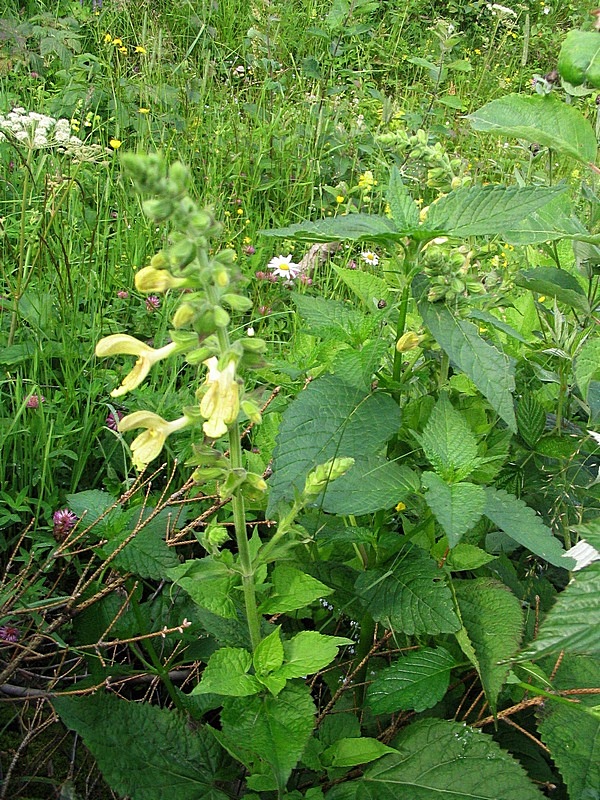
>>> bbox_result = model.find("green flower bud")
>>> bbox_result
[396,331,421,352]
[167,240,196,270]
[213,306,230,327]
[192,466,227,483]
[241,337,267,354]
[222,293,253,312]
[150,251,169,269]
[168,161,189,194]
[214,269,230,288]
[142,198,174,222]
[303,457,355,500]
[172,303,196,328]
[241,399,262,425]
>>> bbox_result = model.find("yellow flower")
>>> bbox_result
[104,33,113,43]
[135,45,147,54]
[138,107,150,114]
[396,331,421,352]
[95,334,179,397]
[358,170,377,191]
[112,38,123,46]
[118,411,190,470]
[118,46,128,54]
[336,195,345,203]
[109,138,122,150]
[199,357,240,438]
[134,266,188,293]
[395,501,406,512]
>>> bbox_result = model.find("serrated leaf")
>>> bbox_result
[519,563,600,660]
[333,266,393,308]
[326,718,544,800]
[277,632,353,679]
[575,338,600,401]
[331,340,389,390]
[324,738,397,768]
[416,289,516,431]
[260,565,333,615]
[422,473,485,547]
[468,93,597,164]
[262,214,401,244]
[516,395,546,448]
[218,682,316,793]
[515,267,590,312]
[444,543,496,571]
[53,694,228,800]
[386,167,420,231]
[102,508,179,580]
[367,646,456,713]
[322,458,419,516]
[417,394,480,482]
[267,374,401,516]
[167,557,239,618]
[293,294,367,343]
[455,579,523,714]
[558,29,600,89]
[355,546,460,635]
[421,185,566,238]
[253,627,284,676]
[193,647,262,696]
[503,193,589,246]
[467,309,529,343]
[484,487,573,569]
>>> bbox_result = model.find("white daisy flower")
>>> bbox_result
[267,254,300,280]
[361,251,379,266]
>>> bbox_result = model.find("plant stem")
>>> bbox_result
[8,148,32,346]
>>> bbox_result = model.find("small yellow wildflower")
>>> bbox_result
[538,296,546,303]
[95,335,180,397]
[395,501,406,512]
[336,195,345,203]
[243,236,252,244]
[118,411,190,470]
[109,138,122,150]
[104,33,113,43]
[358,170,377,191]
[118,46,128,54]
[112,38,123,46]
[237,208,244,215]
[199,357,240,439]
[138,107,150,114]
[135,45,147,54]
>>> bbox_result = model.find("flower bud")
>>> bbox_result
[135,266,187,293]
[213,306,230,327]
[221,293,253,312]
[303,457,355,500]
[167,240,196,269]
[142,198,173,221]
[396,331,421,352]
[172,303,196,328]
[241,399,262,425]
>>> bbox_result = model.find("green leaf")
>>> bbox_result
[355,545,460,635]
[331,340,389,390]
[262,214,401,244]
[260,565,333,615]
[267,374,402,516]
[322,458,419,516]
[53,694,228,800]
[558,29,600,89]
[417,394,480,482]
[167,557,239,618]
[102,508,179,580]
[421,184,567,238]
[537,654,600,800]
[367,646,456,713]
[467,93,597,164]
[503,192,590,246]
[193,647,262,696]
[66,489,117,523]
[253,627,285,676]
[417,291,516,431]
[422,473,485,547]
[516,395,546,448]
[454,579,523,714]
[484,487,573,569]
[467,309,529,344]
[326,718,544,800]
[333,266,394,308]
[386,167,420,231]
[324,738,397,768]
[443,543,496,571]
[518,563,600,660]
[515,267,590,313]
[218,682,316,793]
[277,632,353,679]
[575,338,600,401]
[293,294,368,343]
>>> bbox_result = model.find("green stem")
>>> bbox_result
[517,681,597,717]
[391,284,410,391]
[8,148,32,346]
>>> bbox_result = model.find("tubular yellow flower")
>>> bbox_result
[396,331,421,352]
[200,357,240,438]
[118,411,190,470]
[95,334,179,397]
[134,266,188,293]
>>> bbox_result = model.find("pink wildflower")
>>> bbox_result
[0,625,19,643]
[117,290,129,299]
[26,394,45,408]
[106,409,124,431]
[146,295,160,311]
[53,509,78,541]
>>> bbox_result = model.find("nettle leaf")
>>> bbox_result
[443,543,496,571]
[467,93,597,164]
[253,626,284,676]
[537,654,600,800]
[53,694,228,800]
[102,508,179,580]
[417,394,480,482]
[515,267,590,313]
[454,579,523,715]
[420,184,566,239]
[193,647,262,696]
[293,294,368,344]
[167,557,239,619]
[367,646,456,714]
[322,457,419,516]
[333,266,393,309]
[324,738,397,768]
[484,487,573,569]
[355,545,460,635]
[518,562,600,660]
[574,337,600,401]
[516,395,546,448]
[277,631,353,679]
[326,718,543,800]
[417,291,516,431]
[558,29,600,90]
[422,473,485,547]
[267,374,402,516]
[331,340,389,390]
[260,565,333,615]
[262,214,401,244]
[218,682,316,793]
[386,167,420,232]
[503,192,589,246]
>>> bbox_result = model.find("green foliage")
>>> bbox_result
[558,29,600,89]
[422,473,485,547]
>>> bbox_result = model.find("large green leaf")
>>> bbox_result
[454,578,523,714]
[467,93,597,164]
[260,565,333,614]
[277,631,353,679]
[386,167,420,231]
[332,266,394,308]
[331,340,389,390]
[53,694,228,800]
[484,487,574,569]
[293,294,368,344]
[262,214,401,244]
[558,29,600,89]
[537,654,600,800]
[503,193,590,246]
[217,682,316,793]
[367,646,456,713]
[515,267,590,313]
[167,557,239,618]
[267,374,402,516]
[417,393,480,482]
[355,545,460,635]
[326,718,543,800]
[421,184,567,238]
[321,457,419,516]
[417,292,516,431]
[101,508,179,580]
[574,338,600,401]
[518,562,600,660]
[422,473,485,547]
[324,738,397,768]
[193,647,262,696]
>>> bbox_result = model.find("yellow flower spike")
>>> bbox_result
[95,334,179,397]
[200,357,240,439]
[134,266,188,293]
[118,411,190,470]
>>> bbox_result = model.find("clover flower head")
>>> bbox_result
[26,394,45,408]
[106,409,124,431]
[146,295,161,311]
[0,625,19,643]
[267,254,301,281]
[53,509,78,540]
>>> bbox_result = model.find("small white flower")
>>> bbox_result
[247,326,255,337]
[543,5,550,13]
[361,251,379,266]
[267,254,301,280]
